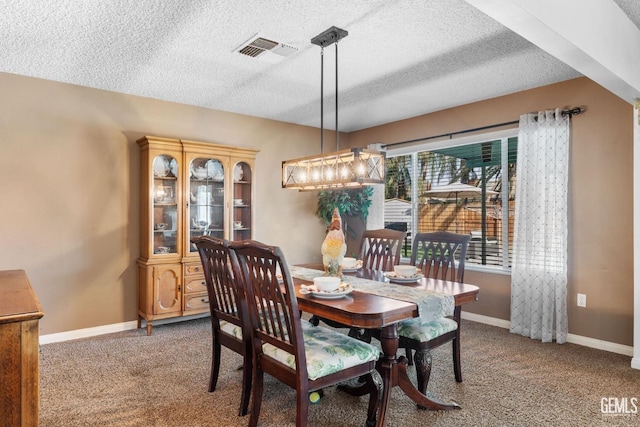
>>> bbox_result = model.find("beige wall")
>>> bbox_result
[0,72,325,335]
[1,73,633,347]
[348,77,634,346]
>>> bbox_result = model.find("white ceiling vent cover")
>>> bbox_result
[234,34,298,63]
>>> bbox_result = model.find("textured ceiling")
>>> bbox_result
[0,1,637,132]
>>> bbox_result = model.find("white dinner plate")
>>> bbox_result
[169,158,178,177]
[300,285,352,299]
[153,156,169,177]
[234,164,244,181]
[206,160,223,179]
[384,272,425,284]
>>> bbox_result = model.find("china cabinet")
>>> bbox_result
[137,136,258,334]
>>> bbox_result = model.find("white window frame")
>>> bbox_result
[384,128,518,275]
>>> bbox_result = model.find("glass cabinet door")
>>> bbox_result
[232,161,252,241]
[188,157,225,253]
[152,154,179,255]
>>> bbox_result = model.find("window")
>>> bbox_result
[384,132,517,271]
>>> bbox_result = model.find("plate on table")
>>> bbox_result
[341,258,363,273]
[300,284,352,299]
[384,272,424,284]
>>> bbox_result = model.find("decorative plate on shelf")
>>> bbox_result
[153,156,169,177]
[169,158,178,177]
[234,164,244,181]
[206,160,223,180]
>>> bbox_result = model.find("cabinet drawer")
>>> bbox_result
[184,262,204,276]
[184,292,210,312]
[184,276,207,294]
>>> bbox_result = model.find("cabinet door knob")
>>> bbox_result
[201,298,209,303]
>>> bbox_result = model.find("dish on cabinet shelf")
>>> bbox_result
[234,164,243,181]
[192,219,209,230]
[153,156,170,177]
[192,167,208,179]
[206,160,223,180]
[169,158,178,177]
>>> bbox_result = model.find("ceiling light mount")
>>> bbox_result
[310,26,348,47]
[282,26,385,191]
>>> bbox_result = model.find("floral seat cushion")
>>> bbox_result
[397,317,458,341]
[220,318,313,341]
[220,320,243,340]
[262,325,379,381]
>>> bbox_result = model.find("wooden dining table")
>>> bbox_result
[292,264,479,427]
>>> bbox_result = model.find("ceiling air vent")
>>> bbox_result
[234,34,298,63]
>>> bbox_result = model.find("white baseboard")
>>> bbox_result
[40,321,140,345]
[41,312,636,366]
[461,312,635,359]
[461,311,511,329]
[39,314,210,345]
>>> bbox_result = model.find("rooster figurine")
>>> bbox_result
[321,208,347,276]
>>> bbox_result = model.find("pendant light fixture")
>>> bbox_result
[282,26,385,190]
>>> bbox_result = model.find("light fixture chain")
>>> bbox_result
[320,46,324,155]
[335,38,339,151]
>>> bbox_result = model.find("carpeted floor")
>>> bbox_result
[39,318,639,426]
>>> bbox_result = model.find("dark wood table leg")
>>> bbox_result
[376,324,400,427]
[395,354,461,410]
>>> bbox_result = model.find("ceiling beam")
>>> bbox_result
[465,0,640,103]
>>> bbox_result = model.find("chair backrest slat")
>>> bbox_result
[410,231,471,283]
[193,236,244,327]
[358,228,407,271]
[231,240,305,372]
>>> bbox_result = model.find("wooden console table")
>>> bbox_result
[0,270,44,426]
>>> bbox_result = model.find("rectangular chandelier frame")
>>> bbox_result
[282,147,385,190]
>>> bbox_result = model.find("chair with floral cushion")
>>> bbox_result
[399,231,471,394]
[192,236,251,416]
[229,239,381,427]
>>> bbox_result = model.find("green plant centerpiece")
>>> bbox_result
[316,187,374,274]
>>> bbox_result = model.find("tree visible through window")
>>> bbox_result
[384,137,517,270]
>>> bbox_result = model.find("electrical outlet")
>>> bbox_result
[577,293,587,307]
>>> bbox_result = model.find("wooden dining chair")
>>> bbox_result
[400,231,471,390]
[192,236,252,416]
[358,228,407,271]
[229,239,381,427]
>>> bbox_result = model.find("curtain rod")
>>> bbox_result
[381,106,584,150]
